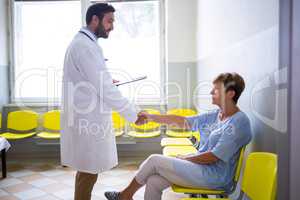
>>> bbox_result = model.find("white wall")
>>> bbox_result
[166,0,198,109]
[0,0,8,65]
[196,0,280,112]
[0,0,9,110]
[197,0,278,59]
[196,0,282,144]
[166,0,197,63]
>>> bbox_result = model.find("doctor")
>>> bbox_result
[61,3,146,200]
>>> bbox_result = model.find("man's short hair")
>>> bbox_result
[86,3,115,25]
[213,72,245,104]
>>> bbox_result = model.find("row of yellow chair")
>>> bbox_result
[161,108,200,152]
[0,110,60,140]
[115,108,199,139]
[0,108,199,140]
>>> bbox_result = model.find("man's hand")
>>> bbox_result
[135,111,149,125]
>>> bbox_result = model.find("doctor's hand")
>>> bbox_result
[135,111,149,125]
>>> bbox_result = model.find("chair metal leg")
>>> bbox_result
[217,194,228,198]
[237,191,244,200]
[1,149,7,178]
[189,194,198,198]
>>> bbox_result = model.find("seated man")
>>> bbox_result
[105,72,252,200]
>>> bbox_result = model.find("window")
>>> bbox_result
[11,0,164,104]
[94,0,163,104]
[12,0,82,102]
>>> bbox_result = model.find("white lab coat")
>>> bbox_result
[60,28,138,174]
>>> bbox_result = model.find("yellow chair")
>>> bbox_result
[163,146,197,157]
[167,108,197,116]
[37,110,60,139]
[161,131,200,147]
[163,108,199,146]
[1,110,38,140]
[161,138,193,147]
[166,130,197,138]
[180,152,277,200]
[165,108,198,137]
[112,111,126,137]
[127,109,161,138]
[172,148,246,197]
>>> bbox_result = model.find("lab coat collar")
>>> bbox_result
[79,27,98,42]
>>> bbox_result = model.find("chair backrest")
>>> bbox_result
[7,110,38,131]
[167,108,197,130]
[242,152,277,200]
[234,147,245,183]
[43,110,60,131]
[167,108,197,117]
[112,111,126,130]
[130,109,160,131]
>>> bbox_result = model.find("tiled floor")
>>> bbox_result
[0,158,188,200]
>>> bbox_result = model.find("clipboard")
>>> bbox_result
[114,75,147,86]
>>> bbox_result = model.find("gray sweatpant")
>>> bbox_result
[135,154,196,200]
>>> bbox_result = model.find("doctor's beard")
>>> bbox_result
[96,23,110,39]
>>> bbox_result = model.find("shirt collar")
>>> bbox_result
[79,27,98,42]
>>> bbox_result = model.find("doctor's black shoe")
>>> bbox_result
[104,191,121,200]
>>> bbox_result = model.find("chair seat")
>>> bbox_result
[1,132,36,140]
[114,130,123,137]
[127,130,161,138]
[163,146,197,157]
[165,130,194,138]
[172,184,225,195]
[161,138,192,147]
[37,132,60,139]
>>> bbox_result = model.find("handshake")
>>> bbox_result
[135,111,151,125]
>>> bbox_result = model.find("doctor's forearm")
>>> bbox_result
[147,114,190,129]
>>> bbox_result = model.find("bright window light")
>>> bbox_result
[13,1,81,102]
[96,0,162,103]
[12,0,162,104]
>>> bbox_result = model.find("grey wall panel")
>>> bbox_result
[277,0,291,198]
[289,0,300,198]
[167,62,197,109]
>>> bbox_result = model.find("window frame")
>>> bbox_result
[8,0,166,105]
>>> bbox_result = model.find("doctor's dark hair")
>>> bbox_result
[86,3,115,25]
[213,72,245,104]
